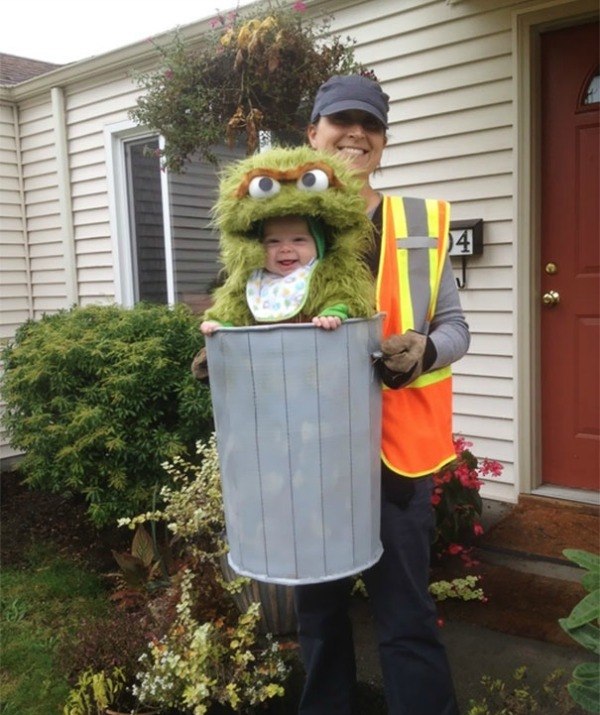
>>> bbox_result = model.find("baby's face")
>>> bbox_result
[262,217,317,276]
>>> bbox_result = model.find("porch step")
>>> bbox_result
[476,542,584,582]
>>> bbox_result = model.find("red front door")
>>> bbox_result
[540,21,599,491]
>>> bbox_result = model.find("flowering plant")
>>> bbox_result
[130,0,372,171]
[431,436,503,562]
[133,571,287,714]
[118,435,290,713]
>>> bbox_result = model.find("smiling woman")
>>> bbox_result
[307,75,390,212]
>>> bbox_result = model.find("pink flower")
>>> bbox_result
[431,493,441,506]
[453,435,472,455]
[481,458,503,477]
[473,523,484,537]
[293,1,307,10]
[164,69,174,80]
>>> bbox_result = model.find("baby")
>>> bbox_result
[201,213,348,334]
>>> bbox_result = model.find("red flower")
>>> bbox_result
[473,523,484,537]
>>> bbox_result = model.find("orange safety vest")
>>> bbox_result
[376,195,455,477]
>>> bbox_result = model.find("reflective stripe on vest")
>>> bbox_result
[376,195,456,477]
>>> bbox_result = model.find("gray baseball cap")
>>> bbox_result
[310,74,389,127]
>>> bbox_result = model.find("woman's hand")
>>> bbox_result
[312,315,342,330]
[200,320,221,335]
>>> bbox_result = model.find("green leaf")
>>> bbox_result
[567,682,600,713]
[563,589,600,629]
[559,620,600,654]
[572,661,600,683]
[583,571,600,592]
[563,549,600,573]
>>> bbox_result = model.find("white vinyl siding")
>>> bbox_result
[1,102,31,340]
[318,0,523,498]
[0,102,29,459]
[17,96,69,315]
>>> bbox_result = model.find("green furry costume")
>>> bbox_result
[203,145,376,325]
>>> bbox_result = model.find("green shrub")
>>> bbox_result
[1,302,212,526]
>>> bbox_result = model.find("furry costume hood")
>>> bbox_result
[204,145,376,325]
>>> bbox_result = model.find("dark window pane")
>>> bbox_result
[125,139,168,304]
[583,73,599,104]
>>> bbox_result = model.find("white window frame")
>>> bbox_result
[104,119,176,306]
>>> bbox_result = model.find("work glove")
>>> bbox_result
[191,347,209,382]
[374,330,436,389]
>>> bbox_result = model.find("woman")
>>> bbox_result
[294,74,468,715]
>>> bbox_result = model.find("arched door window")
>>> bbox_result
[580,67,599,107]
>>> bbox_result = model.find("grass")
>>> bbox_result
[0,541,109,715]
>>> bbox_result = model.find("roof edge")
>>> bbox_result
[0,15,216,101]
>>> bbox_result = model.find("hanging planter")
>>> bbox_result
[129,0,374,172]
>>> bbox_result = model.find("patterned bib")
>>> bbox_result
[246,260,318,322]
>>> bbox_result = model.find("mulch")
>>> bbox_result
[479,495,599,561]
[0,469,129,572]
[2,469,597,650]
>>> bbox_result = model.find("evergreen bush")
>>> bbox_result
[1,302,212,526]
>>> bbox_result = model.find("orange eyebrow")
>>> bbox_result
[233,161,344,198]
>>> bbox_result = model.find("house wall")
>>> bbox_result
[0,102,30,338]
[0,101,30,459]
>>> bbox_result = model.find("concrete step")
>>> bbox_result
[476,542,585,583]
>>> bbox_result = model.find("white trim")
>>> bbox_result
[532,485,600,506]
[104,119,161,307]
[158,135,176,306]
[12,103,33,320]
[51,87,78,307]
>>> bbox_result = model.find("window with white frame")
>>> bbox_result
[105,120,245,310]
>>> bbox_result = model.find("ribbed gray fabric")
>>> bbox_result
[206,316,383,585]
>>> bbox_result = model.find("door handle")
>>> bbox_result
[542,290,560,307]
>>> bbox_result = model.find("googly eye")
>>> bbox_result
[248,175,281,199]
[297,169,330,192]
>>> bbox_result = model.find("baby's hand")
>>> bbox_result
[312,316,342,330]
[200,320,221,335]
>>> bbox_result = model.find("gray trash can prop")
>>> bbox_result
[205,315,383,585]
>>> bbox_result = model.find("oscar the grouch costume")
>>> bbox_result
[205,144,376,324]
[193,145,377,377]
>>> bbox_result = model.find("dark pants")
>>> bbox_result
[294,475,460,715]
